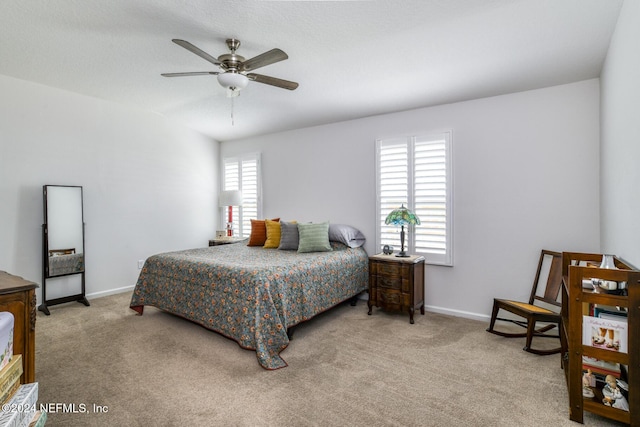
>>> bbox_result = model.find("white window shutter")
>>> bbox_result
[414,133,452,265]
[376,132,452,265]
[223,153,261,238]
[240,157,259,237]
[377,140,409,250]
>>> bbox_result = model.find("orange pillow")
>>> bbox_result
[247,218,280,246]
[263,219,282,248]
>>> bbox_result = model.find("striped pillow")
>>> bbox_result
[278,221,299,250]
[263,219,282,248]
[297,222,332,253]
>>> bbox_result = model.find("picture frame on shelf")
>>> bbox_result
[582,315,628,353]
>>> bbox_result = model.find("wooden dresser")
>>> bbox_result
[367,253,425,324]
[0,271,38,383]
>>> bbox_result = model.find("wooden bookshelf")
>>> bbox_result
[560,252,640,425]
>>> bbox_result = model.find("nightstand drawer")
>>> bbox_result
[372,262,402,277]
[375,274,402,290]
[378,289,401,306]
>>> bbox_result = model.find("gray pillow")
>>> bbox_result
[297,222,332,253]
[328,224,366,248]
[278,221,299,250]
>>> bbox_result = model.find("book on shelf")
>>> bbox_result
[583,356,622,378]
[0,382,38,427]
[594,305,628,320]
[0,354,23,399]
[0,311,14,372]
[582,315,628,353]
[0,380,20,406]
[28,410,47,427]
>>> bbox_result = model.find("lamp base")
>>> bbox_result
[395,227,410,257]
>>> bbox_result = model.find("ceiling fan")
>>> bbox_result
[162,38,299,97]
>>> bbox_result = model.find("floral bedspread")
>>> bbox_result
[48,253,84,276]
[129,242,368,369]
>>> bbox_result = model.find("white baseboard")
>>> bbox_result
[86,285,135,300]
[424,304,489,322]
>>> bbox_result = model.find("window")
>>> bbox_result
[375,132,452,265]
[223,153,261,238]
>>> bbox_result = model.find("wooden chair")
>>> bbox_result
[486,249,563,355]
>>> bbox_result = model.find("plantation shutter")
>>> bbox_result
[414,135,449,260]
[240,157,259,238]
[223,153,261,238]
[377,139,410,251]
[376,132,452,265]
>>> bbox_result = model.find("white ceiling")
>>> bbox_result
[0,0,623,142]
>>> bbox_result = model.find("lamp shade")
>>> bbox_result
[385,204,420,257]
[219,190,242,207]
[384,204,421,226]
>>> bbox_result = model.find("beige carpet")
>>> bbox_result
[34,292,624,426]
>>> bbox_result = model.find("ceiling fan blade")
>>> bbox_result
[247,73,299,90]
[242,49,288,71]
[161,72,219,77]
[171,39,221,66]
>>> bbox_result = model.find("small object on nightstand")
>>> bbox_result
[382,245,394,255]
[208,237,247,247]
[367,253,425,324]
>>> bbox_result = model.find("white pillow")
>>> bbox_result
[328,224,366,248]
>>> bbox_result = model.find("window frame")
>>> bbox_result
[375,131,453,266]
[222,152,262,238]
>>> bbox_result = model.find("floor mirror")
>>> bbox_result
[39,185,90,315]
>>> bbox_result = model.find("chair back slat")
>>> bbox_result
[531,250,562,307]
[542,254,563,304]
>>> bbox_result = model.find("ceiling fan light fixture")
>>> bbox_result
[217,72,249,92]
[162,38,299,95]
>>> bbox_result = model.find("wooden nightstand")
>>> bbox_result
[367,253,425,324]
[208,237,247,246]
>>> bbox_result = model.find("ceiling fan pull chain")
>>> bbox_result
[231,96,235,126]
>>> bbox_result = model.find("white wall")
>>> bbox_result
[222,79,601,320]
[0,75,219,302]
[600,0,640,268]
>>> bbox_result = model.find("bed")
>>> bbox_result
[129,238,368,369]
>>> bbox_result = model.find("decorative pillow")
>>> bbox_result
[263,219,282,248]
[278,221,299,250]
[247,218,280,246]
[328,224,366,248]
[297,222,332,253]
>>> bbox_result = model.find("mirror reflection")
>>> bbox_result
[45,186,84,277]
